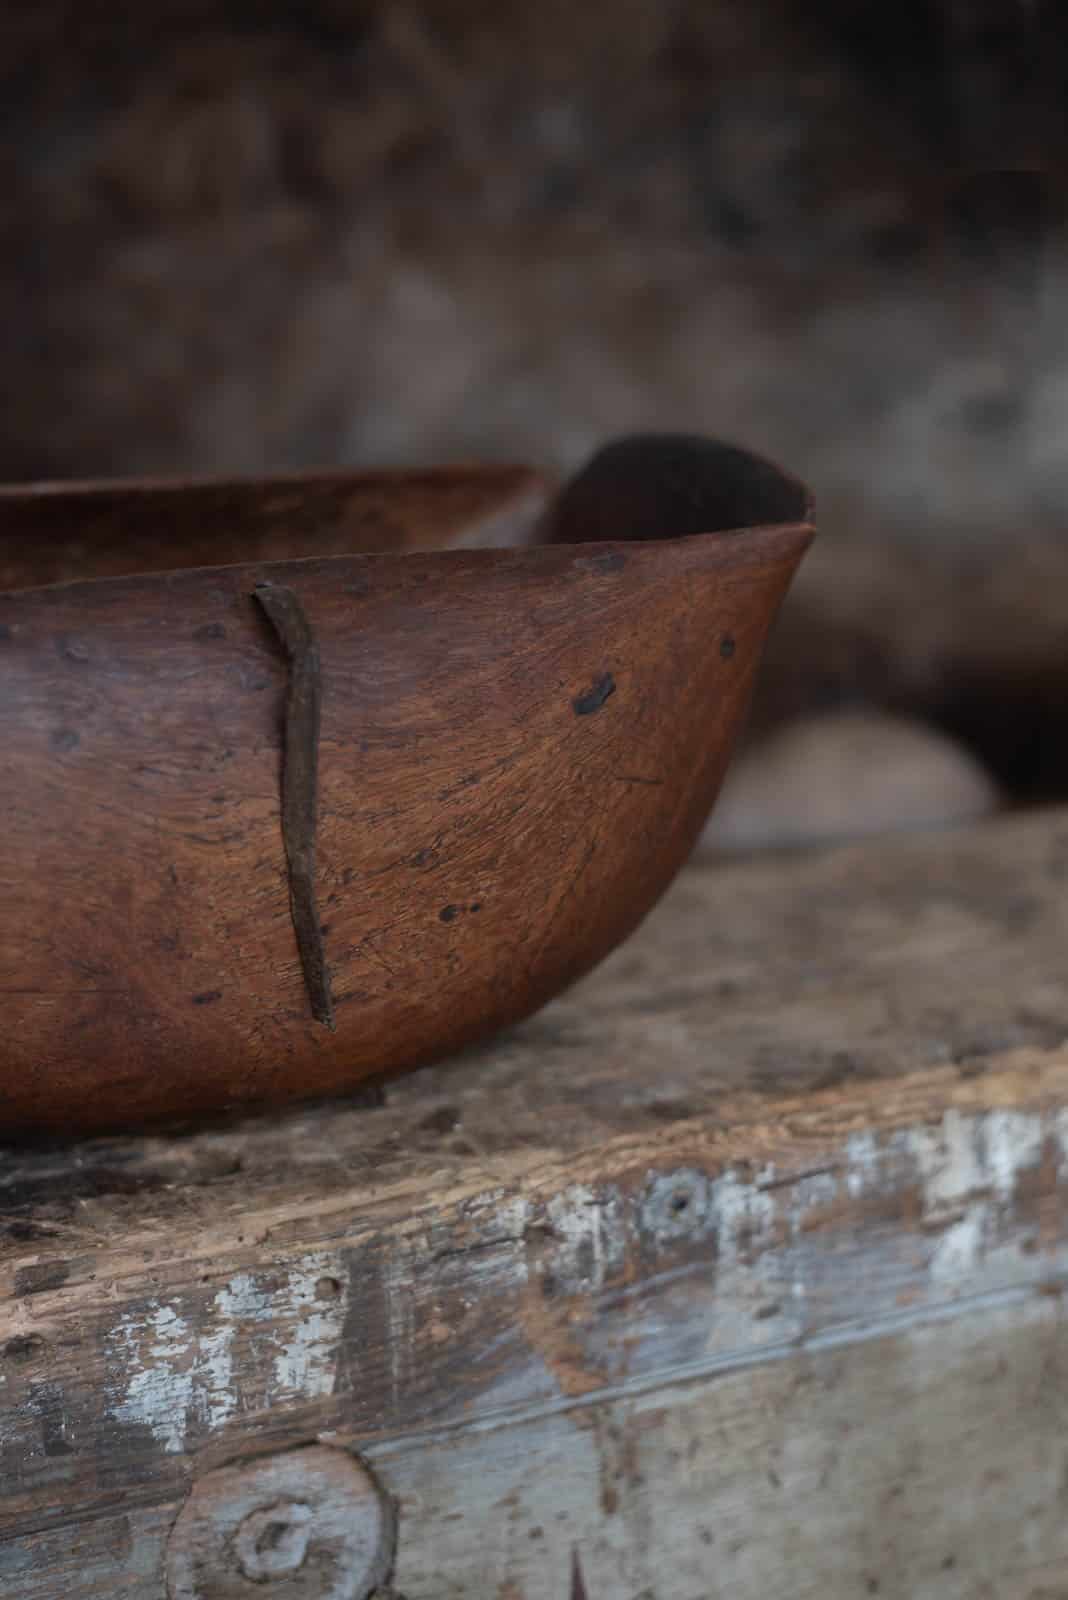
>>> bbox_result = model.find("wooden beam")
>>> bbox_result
[2,808,1068,1595]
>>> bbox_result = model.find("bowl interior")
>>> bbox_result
[0,463,549,592]
[542,434,812,547]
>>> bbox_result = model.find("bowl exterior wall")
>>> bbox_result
[0,524,810,1132]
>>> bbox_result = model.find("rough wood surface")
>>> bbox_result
[2,808,1068,1596]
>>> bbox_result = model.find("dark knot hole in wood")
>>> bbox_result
[252,582,336,1029]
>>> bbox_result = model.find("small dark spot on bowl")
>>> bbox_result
[315,1275,343,1300]
[51,729,80,752]
[470,901,483,913]
[573,672,616,716]
[439,904,460,923]
[194,622,227,641]
[62,636,91,663]
[720,635,736,660]
[0,623,11,643]
[192,990,223,1006]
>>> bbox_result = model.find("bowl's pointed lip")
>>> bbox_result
[737,440,815,526]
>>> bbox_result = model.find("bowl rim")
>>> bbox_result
[0,434,815,599]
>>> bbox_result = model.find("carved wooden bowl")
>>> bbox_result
[0,434,813,1134]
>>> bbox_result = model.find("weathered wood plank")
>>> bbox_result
[379,1297,1068,1599]
[1,809,1068,1595]
[5,1298,1068,1599]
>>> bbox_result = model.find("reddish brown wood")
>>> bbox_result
[0,462,551,591]
[0,435,812,1134]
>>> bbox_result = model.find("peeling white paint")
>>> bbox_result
[901,1107,1051,1289]
[547,1185,623,1291]
[107,1252,347,1453]
[845,1131,879,1196]
[193,1271,278,1432]
[982,1110,1045,1202]
[383,1250,417,1407]
[100,1104,1067,1457]
[907,1109,985,1212]
[490,1193,533,1289]
[216,1271,275,1324]
[1054,1107,1068,1180]
[111,1304,196,1455]
[272,1253,346,1400]
[197,1323,236,1432]
[929,1210,986,1281]
[711,1170,775,1266]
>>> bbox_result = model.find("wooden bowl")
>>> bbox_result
[0,434,813,1134]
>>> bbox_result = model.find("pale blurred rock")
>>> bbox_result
[701,711,1001,854]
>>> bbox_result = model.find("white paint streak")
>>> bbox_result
[1054,1108,1068,1179]
[107,1252,347,1453]
[845,1131,879,1196]
[711,1171,775,1266]
[907,1109,985,1211]
[197,1324,236,1431]
[929,1210,985,1281]
[903,1107,1055,1288]
[490,1194,532,1289]
[383,1250,417,1406]
[111,1304,196,1454]
[194,1271,278,1431]
[982,1110,1044,1202]
[547,1185,623,1291]
[101,1106,1068,1458]
[272,1253,346,1400]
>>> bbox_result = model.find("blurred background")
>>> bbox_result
[5,1,1068,841]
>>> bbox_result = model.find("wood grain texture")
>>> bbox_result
[0,464,552,590]
[0,435,811,1133]
[1,809,1068,1595]
[381,1299,1068,1599]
